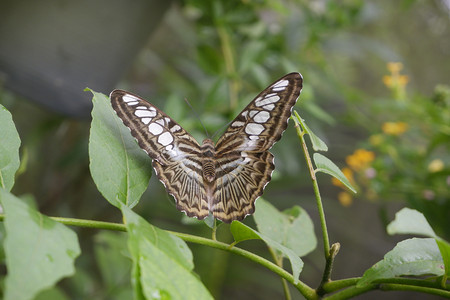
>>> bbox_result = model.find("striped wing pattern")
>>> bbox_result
[213,73,303,221]
[110,90,210,219]
[110,72,303,223]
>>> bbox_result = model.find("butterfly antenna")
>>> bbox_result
[211,120,232,141]
[184,98,210,138]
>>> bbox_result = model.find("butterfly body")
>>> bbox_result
[201,139,216,183]
[110,72,303,223]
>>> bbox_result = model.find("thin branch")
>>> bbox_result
[292,112,331,258]
[268,247,292,300]
[317,243,340,296]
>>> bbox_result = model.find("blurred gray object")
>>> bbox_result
[0,0,171,118]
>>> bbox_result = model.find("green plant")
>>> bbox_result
[333,63,450,239]
[1,92,449,299]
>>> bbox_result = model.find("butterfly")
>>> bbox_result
[110,72,303,223]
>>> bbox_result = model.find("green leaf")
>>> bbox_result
[230,221,304,283]
[87,89,152,209]
[254,198,317,257]
[0,105,21,191]
[313,153,357,193]
[357,238,445,287]
[0,189,80,300]
[35,287,70,300]
[121,204,213,300]
[94,231,132,294]
[293,111,328,151]
[436,240,450,277]
[387,207,450,276]
[387,208,437,238]
[229,221,261,243]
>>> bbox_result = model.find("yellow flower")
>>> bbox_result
[387,62,404,74]
[382,75,392,87]
[428,159,444,173]
[346,149,375,171]
[398,75,409,86]
[383,62,409,101]
[338,192,353,207]
[382,122,408,135]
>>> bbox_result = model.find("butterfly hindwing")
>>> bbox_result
[110,90,210,219]
[212,151,275,222]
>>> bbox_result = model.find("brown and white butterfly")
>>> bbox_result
[110,72,303,223]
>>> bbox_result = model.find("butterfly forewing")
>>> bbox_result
[215,72,303,154]
[109,72,303,223]
[110,90,210,219]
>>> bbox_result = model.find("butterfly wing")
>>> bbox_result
[110,90,210,220]
[215,72,303,153]
[213,72,303,222]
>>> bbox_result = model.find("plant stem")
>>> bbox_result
[379,283,450,297]
[51,216,127,231]
[325,283,450,299]
[322,277,450,296]
[321,277,360,292]
[216,23,239,110]
[212,219,217,241]
[268,247,292,300]
[293,112,331,258]
[170,231,316,299]
[317,243,340,295]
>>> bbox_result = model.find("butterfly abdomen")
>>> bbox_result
[201,139,216,183]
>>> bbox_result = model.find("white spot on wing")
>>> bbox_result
[232,121,245,127]
[141,117,152,125]
[123,94,139,103]
[263,104,275,111]
[249,110,258,118]
[148,123,163,135]
[170,125,181,132]
[156,119,165,126]
[253,111,270,123]
[245,123,264,135]
[272,79,289,90]
[158,132,173,146]
[246,140,258,148]
[135,109,156,118]
[255,95,280,107]
[272,86,286,92]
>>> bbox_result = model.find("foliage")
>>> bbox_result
[1,96,449,298]
[333,63,450,238]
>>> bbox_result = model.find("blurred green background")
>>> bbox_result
[1,0,449,299]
